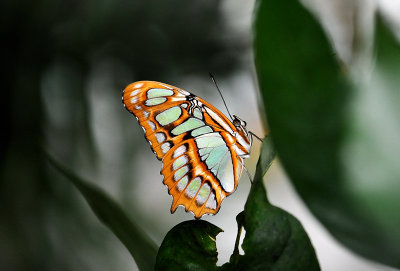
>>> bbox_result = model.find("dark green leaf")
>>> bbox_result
[254,0,400,267]
[155,220,222,271]
[254,134,276,179]
[224,138,320,271]
[46,153,158,271]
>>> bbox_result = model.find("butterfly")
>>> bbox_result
[122,80,253,218]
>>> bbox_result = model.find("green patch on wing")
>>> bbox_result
[192,126,213,137]
[177,176,189,191]
[145,97,167,106]
[193,108,203,119]
[155,106,182,125]
[174,166,189,181]
[195,134,225,148]
[188,177,201,193]
[147,88,174,98]
[172,155,188,170]
[171,118,205,135]
[200,145,228,169]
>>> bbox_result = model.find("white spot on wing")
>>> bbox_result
[159,83,172,89]
[173,155,188,170]
[205,192,217,210]
[143,111,149,118]
[131,97,138,104]
[196,183,211,205]
[173,145,187,158]
[174,166,189,181]
[177,89,190,95]
[155,132,165,143]
[185,177,201,198]
[130,89,140,96]
[177,176,189,190]
[135,105,142,110]
[161,142,171,154]
[134,83,144,88]
[147,120,156,131]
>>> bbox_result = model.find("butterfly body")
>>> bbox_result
[123,81,251,218]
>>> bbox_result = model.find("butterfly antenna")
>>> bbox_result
[209,73,234,120]
[249,131,264,143]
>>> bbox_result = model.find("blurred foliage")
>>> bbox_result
[46,153,158,271]
[254,0,400,268]
[0,0,244,270]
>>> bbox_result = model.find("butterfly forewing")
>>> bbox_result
[123,81,249,218]
[123,81,189,159]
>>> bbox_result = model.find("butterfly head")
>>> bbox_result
[232,115,251,157]
[232,115,248,134]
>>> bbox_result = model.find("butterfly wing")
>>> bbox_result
[123,81,245,218]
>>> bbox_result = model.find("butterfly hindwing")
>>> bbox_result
[161,131,244,218]
[123,81,247,218]
[161,140,221,217]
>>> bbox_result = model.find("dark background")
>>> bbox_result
[0,0,254,270]
[2,0,398,270]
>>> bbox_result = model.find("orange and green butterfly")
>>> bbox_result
[122,78,258,218]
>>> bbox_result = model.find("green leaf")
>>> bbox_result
[46,154,158,271]
[224,138,320,271]
[254,134,277,179]
[155,220,222,271]
[254,0,400,267]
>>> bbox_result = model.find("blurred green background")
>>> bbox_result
[1,0,399,270]
[1,1,256,270]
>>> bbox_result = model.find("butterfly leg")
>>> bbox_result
[243,164,253,184]
[249,131,264,143]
